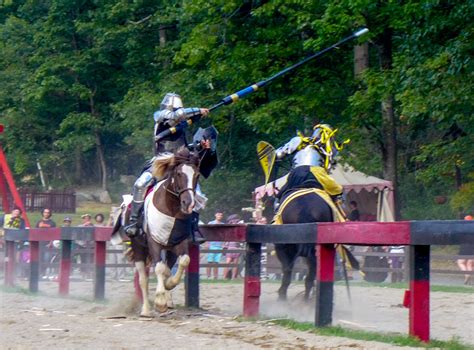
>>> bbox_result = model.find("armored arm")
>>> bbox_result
[154,108,203,127]
[275,137,302,160]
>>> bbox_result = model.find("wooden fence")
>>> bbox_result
[1,188,76,213]
[2,244,472,282]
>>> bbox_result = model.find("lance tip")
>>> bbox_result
[354,28,369,37]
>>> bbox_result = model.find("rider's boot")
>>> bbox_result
[124,201,143,237]
[191,211,206,244]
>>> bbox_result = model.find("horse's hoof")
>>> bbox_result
[156,304,168,313]
[140,311,153,318]
[179,255,190,268]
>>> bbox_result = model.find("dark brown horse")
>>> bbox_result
[118,148,200,316]
[274,190,333,301]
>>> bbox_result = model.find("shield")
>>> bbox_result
[193,125,218,152]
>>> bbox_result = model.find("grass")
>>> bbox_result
[267,319,472,349]
[336,281,474,294]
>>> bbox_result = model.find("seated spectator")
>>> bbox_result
[348,201,360,221]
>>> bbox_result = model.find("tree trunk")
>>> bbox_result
[354,42,369,76]
[378,28,400,220]
[95,132,107,190]
[159,25,167,48]
[74,148,82,184]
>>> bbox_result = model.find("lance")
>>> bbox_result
[155,28,369,142]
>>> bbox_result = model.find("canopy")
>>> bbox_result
[254,164,395,222]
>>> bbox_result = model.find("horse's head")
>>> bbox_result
[152,147,200,214]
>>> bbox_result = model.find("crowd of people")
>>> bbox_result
[1,204,472,284]
[205,210,268,280]
[0,207,114,280]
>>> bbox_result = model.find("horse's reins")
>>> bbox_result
[164,157,200,199]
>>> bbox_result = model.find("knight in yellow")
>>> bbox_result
[272,124,349,224]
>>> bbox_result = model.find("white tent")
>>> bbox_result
[254,164,395,222]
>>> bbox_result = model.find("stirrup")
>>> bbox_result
[124,221,140,237]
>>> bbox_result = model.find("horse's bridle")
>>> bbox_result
[165,167,198,199]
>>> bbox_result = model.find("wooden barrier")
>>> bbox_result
[202,220,474,343]
[3,226,109,300]
[3,220,474,343]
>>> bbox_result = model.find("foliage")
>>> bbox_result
[450,180,474,215]
[1,0,473,219]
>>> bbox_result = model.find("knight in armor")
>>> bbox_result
[274,124,348,210]
[124,93,218,240]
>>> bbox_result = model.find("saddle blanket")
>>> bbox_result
[144,180,192,246]
[273,187,345,225]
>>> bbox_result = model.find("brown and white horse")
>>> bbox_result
[132,148,200,316]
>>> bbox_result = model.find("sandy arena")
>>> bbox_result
[1,278,473,349]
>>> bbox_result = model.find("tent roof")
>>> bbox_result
[254,164,393,199]
[330,164,393,193]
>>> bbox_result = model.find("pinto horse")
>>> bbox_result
[274,190,333,301]
[124,148,200,316]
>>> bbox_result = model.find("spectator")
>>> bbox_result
[1,208,27,278]
[36,208,56,228]
[35,208,56,279]
[256,216,269,279]
[1,207,26,229]
[62,217,72,227]
[206,211,224,279]
[348,201,360,221]
[80,214,94,227]
[457,215,473,285]
[94,213,105,227]
[78,214,94,279]
[223,214,243,280]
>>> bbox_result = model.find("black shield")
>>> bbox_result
[193,125,218,152]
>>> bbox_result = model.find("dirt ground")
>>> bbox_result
[1,279,472,349]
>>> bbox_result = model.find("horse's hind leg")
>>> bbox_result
[304,253,316,301]
[275,244,295,301]
[135,261,151,317]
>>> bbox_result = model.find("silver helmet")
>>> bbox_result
[160,93,183,111]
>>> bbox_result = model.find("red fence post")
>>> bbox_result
[5,240,16,287]
[315,243,336,327]
[185,243,200,308]
[243,242,261,317]
[409,245,430,342]
[58,240,72,296]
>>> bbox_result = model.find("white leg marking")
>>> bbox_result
[165,254,190,290]
[135,261,151,317]
[154,262,170,313]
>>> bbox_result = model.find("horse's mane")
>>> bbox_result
[151,147,200,178]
